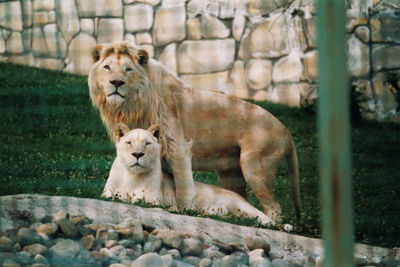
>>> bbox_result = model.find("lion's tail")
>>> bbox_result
[286,136,301,219]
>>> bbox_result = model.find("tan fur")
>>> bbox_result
[102,125,274,225]
[89,41,300,220]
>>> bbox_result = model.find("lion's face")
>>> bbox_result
[89,42,149,107]
[116,124,163,175]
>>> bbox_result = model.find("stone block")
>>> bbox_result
[81,19,94,36]
[187,0,202,19]
[124,33,136,45]
[77,0,123,17]
[304,18,317,49]
[32,27,48,56]
[33,11,49,25]
[181,71,230,94]
[253,90,268,102]
[302,50,318,81]
[129,0,160,5]
[44,24,58,57]
[347,35,369,76]
[355,26,369,43]
[34,0,54,11]
[371,10,400,43]
[98,18,124,44]
[232,12,246,42]
[230,60,249,99]
[272,54,303,83]
[219,0,235,18]
[0,1,23,31]
[245,59,272,90]
[178,39,235,74]
[239,14,289,59]
[65,33,97,75]
[0,34,5,53]
[247,0,279,15]
[153,5,186,46]
[269,84,303,107]
[135,32,152,45]
[158,43,177,74]
[22,29,33,51]
[373,72,399,121]
[56,0,80,44]
[124,4,153,32]
[48,10,56,23]
[22,0,33,27]
[6,32,23,54]
[201,13,230,39]
[187,18,201,40]
[57,32,67,57]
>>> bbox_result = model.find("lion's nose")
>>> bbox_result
[132,152,145,159]
[110,80,125,88]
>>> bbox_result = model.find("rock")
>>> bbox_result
[371,10,400,43]
[219,0,235,19]
[115,218,144,243]
[153,5,186,46]
[32,27,48,56]
[135,32,152,45]
[148,234,162,251]
[232,12,246,42]
[22,0,33,27]
[80,235,95,250]
[80,19,94,36]
[96,228,120,245]
[106,239,119,249]
[246,59,272,90]
[48,11,56,23]
[48,239,84,265]
[373,45,400,72]
[77,0,122,17]
[16,251,32,265]
[181,238,203,257]
[304,18,317,49]
[6,32,23,54]
[249,249,265,258]
[302,50,318,81]
[100,247,115,259]
[247,0,280,15]
[143,241,157,253]
[34,11,49,25]
[57,32,67,57]
[56,0,80,44]
[28,243,47,255]
[0,1,23,31]
[158,43,177,74]
[271,259,292,267]
[184,71,231,93]
[355,26,369,43]
[230,60,249,99]
[124,33,136,45]
[36,222,58,237]
[33,254,50,266]
[245,236,271,253]
[347,35,370,76]
[98,18,124,44]
[77,225,95,236]
[57,218,79,238]
[183,256,202,266]
[230,251,249,265]
[178,39,235,74]
[18,228,43,246]
[0,236,13,246]
[110,245,126,256]
[157,229,183,249]
[131,252,164,267]
[272,53,303,83]
[65,33,97,75]
[201,13,230,39]
[239,14,289,59]
[372,72,399,121]
[22,29,32,51]
[187,0,202,18]
[70,215,91,226]
[2,259,21,267]
[187,18,201,40]
[173,259,196,267]
[43,24,58,57]
[250,256,272,267]
[124,4,153,33]
[199,258,212,267]
[33,0,54,11]
[168,248,181,259]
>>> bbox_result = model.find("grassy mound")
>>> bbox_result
[0,62,399,248]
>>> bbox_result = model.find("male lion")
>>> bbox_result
[89,41,300,221]
[102,124,274,225]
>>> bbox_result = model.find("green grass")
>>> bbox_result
[1,62,399,248]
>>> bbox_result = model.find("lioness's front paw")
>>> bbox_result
[101,188,113,199]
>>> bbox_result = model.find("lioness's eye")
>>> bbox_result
[126,67,132,72]
[126,141,131,145]
[104,65,110,70]
[144,142,151,146]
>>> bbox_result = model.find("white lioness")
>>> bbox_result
[102,124,274,225]
[89,42,300,221]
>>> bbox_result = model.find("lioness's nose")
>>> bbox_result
[132,152,145,159]
[110,80,125,87]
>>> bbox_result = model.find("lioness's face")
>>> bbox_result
[117,129,161,174]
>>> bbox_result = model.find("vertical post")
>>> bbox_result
[317,1,354,267]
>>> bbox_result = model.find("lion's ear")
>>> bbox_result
[116,123,130,142]
[92,44,103,63]
[147,124,162,140]
[138,49,149,65]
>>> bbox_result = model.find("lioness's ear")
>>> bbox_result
[116,123,130,141]
[147,124,162,140]
[138,49,149,65]
[92,44,103,63]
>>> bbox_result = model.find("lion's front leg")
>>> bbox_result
[169,155,195,209]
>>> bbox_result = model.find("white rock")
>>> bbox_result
[65,33,97,75]
[22,0,34,27]
[230,60,249,99]
[246,59,272,90]
[181,238,204,257]
[219,0,235,18]
[124,33,136,45]
[178,39,235,74]
[44,24,58,57]
[33,0,54,11]
[33,11,49,25]
[135,32,152,45]
[56,0,80,44]
[48,10,56,23]
[0,1,23,31]
[80,19,94,36]
[232,12,246,42]
[6,32,23,54]
[131,252,163,267]
[153,5,186,46]
[201,13,230,39]
[187,18,201,40]
[205,1,219,17]
[57,32,67,57]
[77,0,123,17]
[124,4,153,33]
[98,18,124,44]
[302,50,318,81]
[187,0,202,18]
[32,27,48,56]
[181,71,230,94]
[270,84,302,107]
[272,54,303,83]
[158,43,177,74]
[162,0,187,8]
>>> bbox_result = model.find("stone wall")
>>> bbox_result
[0,0,399,122]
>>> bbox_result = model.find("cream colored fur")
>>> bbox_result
[102,125,274,225]
[89,41,300,221]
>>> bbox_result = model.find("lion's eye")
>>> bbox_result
[144,142,151,146]
[126,67,132,72]
[104,65,110,70]
[126,141,131,145]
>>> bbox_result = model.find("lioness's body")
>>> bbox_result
[102,126,274,225]
[89,42,300,221]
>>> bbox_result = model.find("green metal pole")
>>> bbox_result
[317,0,354,266]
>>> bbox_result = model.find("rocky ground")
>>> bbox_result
[0,210,317,267]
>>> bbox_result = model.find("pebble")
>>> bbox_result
[27,243,47,254]
[36,222,58,236]
[245,235,271,253]
[271,258,293,267]
[17,228,43,245]
[57,218,79,238]
[182,238,204,256]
